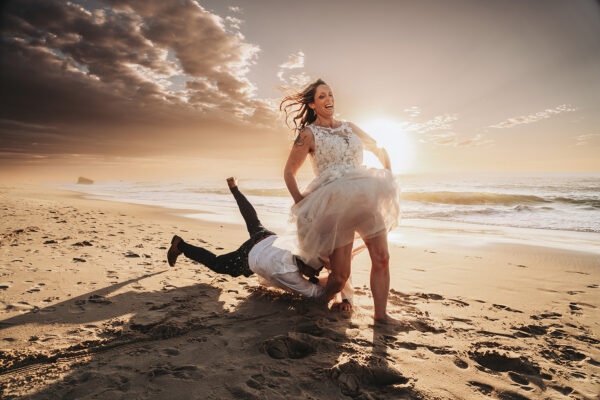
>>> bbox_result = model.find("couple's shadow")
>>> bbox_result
[1,271,412,399]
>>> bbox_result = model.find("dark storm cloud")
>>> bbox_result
[0,0,279,159]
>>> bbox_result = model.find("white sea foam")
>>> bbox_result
[57,173,600,234]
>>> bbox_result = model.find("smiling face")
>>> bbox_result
[310,84,334,119]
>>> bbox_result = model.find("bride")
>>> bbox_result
[281,79,402,324]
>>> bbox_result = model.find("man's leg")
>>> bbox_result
[176,237,253,277]
[227,177,266,237]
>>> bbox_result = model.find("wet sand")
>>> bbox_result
[1,185,598,399]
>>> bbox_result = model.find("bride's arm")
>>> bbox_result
[284,128,315,204]
[348,122,391,170]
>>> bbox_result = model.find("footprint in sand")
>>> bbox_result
[512,324,547,337]
[530,312,561,320]
[508,371,529,385]
[72,241,93,247]
[569,303,583,313]
[468,348,548,382]
[161,348,180,356]
[263,331,339,360]
[468,381,494,395]
[453,357,468,369]
[447,298,469,307]
[417,292,444,301]
[492,304,523,313]
[88,294,112,305]
[328,357,411,397]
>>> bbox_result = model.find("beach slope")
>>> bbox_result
[1,186,598,399]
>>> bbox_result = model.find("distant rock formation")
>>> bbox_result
[77,177,94,185]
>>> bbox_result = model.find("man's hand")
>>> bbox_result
[331,299,352,313]
[296,257,322,280]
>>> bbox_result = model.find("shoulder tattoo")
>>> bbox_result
[293,133,305,147]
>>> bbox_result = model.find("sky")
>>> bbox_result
[1,0,599,182]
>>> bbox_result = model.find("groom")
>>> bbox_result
[167,178,352,310]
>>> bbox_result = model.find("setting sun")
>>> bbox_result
[358,118,415,173]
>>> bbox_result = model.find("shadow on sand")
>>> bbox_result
[0,273,421,399]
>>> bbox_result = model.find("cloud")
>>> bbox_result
[418,131,457,145]
[403,106,421,118]
[573,133,600,146]
[404,113,492,147]
[455,134,494,148]
[489,104,577,129]
[279,51,305,70]
[0,0,281,160]
[417,131,493,147]
[276,51,310,88]
[225,16,243,31]
[405,113,459,134]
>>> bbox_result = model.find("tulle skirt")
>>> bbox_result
[290,167,400,268]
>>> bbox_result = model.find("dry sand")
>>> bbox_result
[0,185,598,399]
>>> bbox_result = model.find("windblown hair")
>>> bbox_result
[279,78,327,133]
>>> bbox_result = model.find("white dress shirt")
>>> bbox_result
[248,235,355,304]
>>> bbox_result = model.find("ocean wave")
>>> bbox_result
[513,204,533,212]
[422,208,499,218]
[192,187,290,197]
[189,186,600,209]
[553,197,600,208]
[401,191,600,208]
[401,191,548,206]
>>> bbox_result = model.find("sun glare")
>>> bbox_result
[358,118,415,173]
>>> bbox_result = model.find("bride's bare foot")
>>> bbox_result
[226,177,238,189]
[374,314,412,329]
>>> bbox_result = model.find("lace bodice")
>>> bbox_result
[308,122,364,177]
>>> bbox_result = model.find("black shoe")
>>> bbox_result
[167,235,182,267]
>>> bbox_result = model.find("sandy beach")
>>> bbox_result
[0,185,598,399]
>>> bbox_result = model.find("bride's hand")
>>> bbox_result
[294,193,308,204]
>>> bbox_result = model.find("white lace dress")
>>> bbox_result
[290,121,400,268]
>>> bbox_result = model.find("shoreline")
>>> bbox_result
[59,183,600,256]
[6,184,599,306]
[1,184,598,399]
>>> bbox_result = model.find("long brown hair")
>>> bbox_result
[279,78,327,133]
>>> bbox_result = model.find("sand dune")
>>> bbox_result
[0,186,598,399]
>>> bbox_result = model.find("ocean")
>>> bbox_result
[59,173,600,232]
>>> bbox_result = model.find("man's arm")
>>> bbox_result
[274,271,325,298]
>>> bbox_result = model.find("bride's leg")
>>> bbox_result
[323,242,353,302]
[363,232,391,320]
[364,232,410,327]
